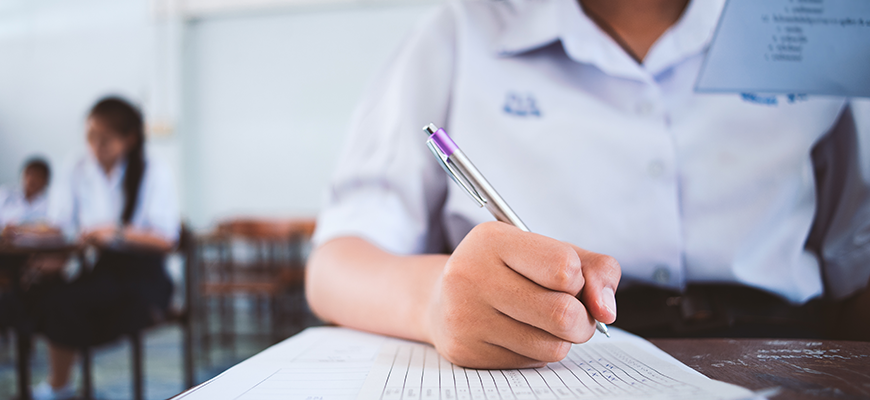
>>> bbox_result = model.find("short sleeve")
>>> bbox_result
[0,186,11,227]
[311,6,456,255]
[809,98,870,299]
[47,160,79,239]
[139,158,181,243]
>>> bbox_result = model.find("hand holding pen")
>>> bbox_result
[423,123,619,356]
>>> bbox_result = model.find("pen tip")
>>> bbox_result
[596,322,610,338]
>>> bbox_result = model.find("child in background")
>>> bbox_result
[0,158,51,336]
[0,157,51,235]
[31,96,180,400]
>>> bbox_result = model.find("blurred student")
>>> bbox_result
[306,0,870,370]
[0,157,51,235]
[0,158,50,331]
[31,96,179,400]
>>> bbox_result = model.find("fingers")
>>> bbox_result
[479,262,596,343]
[467,222,585,294]
[571,245,622,324]
[483,310,591,363]
[432,222,621,369]
[437,332,551,370]
[435,306,580,370]
[457,222,618,336]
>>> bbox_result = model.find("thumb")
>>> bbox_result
[571,246,621,325]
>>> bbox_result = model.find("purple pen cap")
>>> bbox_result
[423,123,458,157]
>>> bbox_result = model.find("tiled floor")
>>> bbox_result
[0,294,324,400]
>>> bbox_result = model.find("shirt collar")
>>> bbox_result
[494,0,725,81]
[85,152,128,188]
[25,190,47,205]
[642,0,726,76]
[493,0,562,57]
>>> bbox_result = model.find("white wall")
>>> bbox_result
[0,0,155,186]
[183,4,436,226]
[0,0,438,229]
[155,0,436,18]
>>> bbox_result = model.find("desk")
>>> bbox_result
[172,333,870,399]
[650,338,870,399]
[0,243,79,400]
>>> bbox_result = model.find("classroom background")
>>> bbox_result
[0,0,439,398]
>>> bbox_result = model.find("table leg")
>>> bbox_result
[6,255,32,400]
[16,327,31,400]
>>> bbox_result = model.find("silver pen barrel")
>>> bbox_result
[423,123,610,338]
[449,150,529,232]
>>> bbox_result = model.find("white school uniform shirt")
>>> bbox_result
[48,151,180,243]
[313,0,870,303]
[0,186,49,227]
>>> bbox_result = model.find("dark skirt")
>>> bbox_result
[34,249,172,348]
[0,254,30,329]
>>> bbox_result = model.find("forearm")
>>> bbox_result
[4,224,62,236]
[305,236,447,344]
[120,227,174,253]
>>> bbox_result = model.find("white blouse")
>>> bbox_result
[48,151,180,243]
[0,186,48,227]
[313,0,870,303]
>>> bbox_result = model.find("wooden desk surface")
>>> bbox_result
[0,238,79,256]
[649,338,870,399]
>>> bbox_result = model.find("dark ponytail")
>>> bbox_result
[89,96,146,225]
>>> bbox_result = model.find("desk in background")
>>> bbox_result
[0,242,80,400]
[650,338,870,399]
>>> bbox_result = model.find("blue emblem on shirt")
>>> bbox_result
[740,93,808,106]
[503,92,541,117]
[741,93,778,106]
[786,93,808,104]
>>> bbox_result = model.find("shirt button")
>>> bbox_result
[652,266,671,284]
[647,160,665,178]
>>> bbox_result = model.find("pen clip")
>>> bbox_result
[426,139,487,207]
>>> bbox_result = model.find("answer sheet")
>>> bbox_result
[696,0,870,97]
[174,327,754,400]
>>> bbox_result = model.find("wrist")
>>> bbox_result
[413,254,449,346]
[111,225,126,246]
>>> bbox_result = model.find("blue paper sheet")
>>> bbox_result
[696,0,870,97]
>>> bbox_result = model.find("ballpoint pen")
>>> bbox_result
[422,123,611,338]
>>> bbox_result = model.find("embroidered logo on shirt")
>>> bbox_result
[741,93,778,106]
[741,93,809,106]
[786,93,808,104]
[503,92,541,117]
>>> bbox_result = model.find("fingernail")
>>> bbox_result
[600,287,617,319]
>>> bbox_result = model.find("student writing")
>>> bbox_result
[306,0,870,370]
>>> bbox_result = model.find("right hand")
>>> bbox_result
[424,221,620,369]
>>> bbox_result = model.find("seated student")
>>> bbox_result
[31,96,179,400]
[0,158,51,330]
[0,157,51,235]
[305,0,870,370]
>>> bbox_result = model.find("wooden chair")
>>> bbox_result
[0,241,82,400]
[195,218,315,366]
[79,225,196,400]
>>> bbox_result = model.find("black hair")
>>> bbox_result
[22,157,51,183]
[88,96,146,225]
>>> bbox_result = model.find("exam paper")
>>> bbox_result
[696,0,870,97]
[356,328,752,400]
[173,327,753,400]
